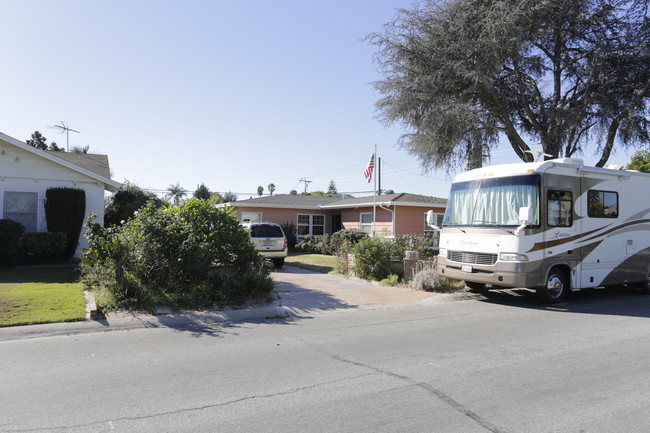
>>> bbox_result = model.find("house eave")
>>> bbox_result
[0,131,122,192]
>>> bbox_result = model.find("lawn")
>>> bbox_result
[285,253,339,274]
[0,267,86,327]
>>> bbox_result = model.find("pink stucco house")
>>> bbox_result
[222,193,447,239]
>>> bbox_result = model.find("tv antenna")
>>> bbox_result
[298,178,312,193]
[53,122,80,151]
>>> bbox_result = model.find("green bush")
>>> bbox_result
[81,199,273,312]
[0,219,25,266]
[351,237,403,281]
[45,187,86,258]
[23,232,67,263]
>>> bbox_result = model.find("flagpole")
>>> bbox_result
[372,143,377,236]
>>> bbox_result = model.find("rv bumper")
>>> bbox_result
[437,258,543,289]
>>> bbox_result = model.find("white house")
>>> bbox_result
[0,131,121,257]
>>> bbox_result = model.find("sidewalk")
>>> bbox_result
[0,266,468,341]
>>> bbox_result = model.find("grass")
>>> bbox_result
[0,267,86,327]
[285,253,339,274]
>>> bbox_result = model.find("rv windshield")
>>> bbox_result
[443,174,540,227]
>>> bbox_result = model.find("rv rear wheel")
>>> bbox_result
[537,268,568,303]
[465,281,486,292]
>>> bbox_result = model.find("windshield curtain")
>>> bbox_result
[444,175,540,227]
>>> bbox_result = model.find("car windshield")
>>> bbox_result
[443,174,541,227]
[250,225,284,237]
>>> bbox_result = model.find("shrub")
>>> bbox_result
[351,237,403,281]
[392,234,438,257]
[297,229,369,255]
[412,268,443,291]
[0,219,24,265]
[81,199,273,312]
[379,274,400,286]
[330,229,368,251]
[281,222,297,251]
[45,187,86,258]
[296,234,333,255]
[23,232,67,263]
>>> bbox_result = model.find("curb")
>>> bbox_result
[0,291,475,342]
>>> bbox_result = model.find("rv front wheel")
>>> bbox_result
[537,268,568,303]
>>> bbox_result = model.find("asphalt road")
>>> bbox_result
[2,287,650,433]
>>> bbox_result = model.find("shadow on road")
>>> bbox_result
[476,285,650,318]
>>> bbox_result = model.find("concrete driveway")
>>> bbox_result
[271,265,437,313]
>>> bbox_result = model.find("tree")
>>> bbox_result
[105,182,165,227]
[166,183,186,205]
[327,180,338,194]
[26,131,63,152]
[222,191,238,202]
[627,149,650,173]
[267,183,276,195]
[368,0,650,171]
[193,183,211,200]
[257,186,264,197]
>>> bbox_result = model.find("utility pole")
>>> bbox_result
[298,178,312,193]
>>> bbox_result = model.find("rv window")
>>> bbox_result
[588,190,618,218]
[547,190,573,227]
[443,174,540,227]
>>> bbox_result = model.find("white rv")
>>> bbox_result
[436,158,650,302]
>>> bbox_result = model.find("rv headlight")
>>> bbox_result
[438,248,447,258]
[499,253,529,262]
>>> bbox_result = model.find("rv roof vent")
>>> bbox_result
[553,158,584,166]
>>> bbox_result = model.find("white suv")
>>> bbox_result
[242,222,288,268]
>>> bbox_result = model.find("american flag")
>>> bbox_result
[364,154,375,183]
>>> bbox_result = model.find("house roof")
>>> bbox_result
[50,152,112,179]
[0,131,121,192]
[321,193,447,209]
[222,193,354,209]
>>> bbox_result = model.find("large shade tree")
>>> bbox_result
[368,0,650,171]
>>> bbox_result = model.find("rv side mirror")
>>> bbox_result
[518,206,533,224]
[514,206,533,236]
[426,210,440,230]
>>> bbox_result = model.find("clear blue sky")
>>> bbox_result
[1,0,636,200]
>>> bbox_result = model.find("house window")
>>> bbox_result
[360,212,373,233]
[297,214,325,238]
[547,190,573,227]
[3,192,38,232]
[424,212,444,235]
[241,211,262,223]
[588,190,618,218]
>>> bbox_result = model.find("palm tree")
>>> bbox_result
[257,185,264,197]
[71,145,90,154]
[267,183,276,196]
[166,183,186,205]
